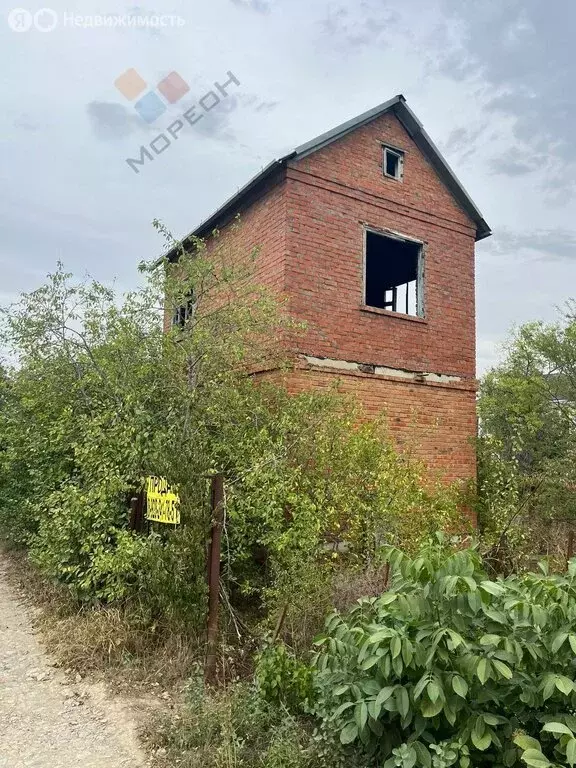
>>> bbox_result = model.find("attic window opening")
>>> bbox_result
[383,146,404,180]
[364,230,423,317]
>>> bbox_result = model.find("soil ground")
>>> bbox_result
[0,554,150,768]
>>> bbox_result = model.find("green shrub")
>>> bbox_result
[0,248,465,631]
[312,534,576,767]
[255,641,314,712]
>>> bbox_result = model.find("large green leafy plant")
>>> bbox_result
[313,536,576,767]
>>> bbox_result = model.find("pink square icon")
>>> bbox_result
[157,71,190,104]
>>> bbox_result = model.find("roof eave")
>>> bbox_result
[162,153,295,263]
[393,101,491,241]
[160,94,491,264]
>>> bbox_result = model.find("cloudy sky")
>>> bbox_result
[1,0,575,373]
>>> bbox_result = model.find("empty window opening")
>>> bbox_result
[364,230,423,317]
[172,294,195,329]
[383,146,404,180]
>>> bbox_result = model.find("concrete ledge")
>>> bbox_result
[301,355,476,391]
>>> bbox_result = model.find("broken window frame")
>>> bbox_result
[382,144,405,181]
[171,293,196,329]
[363,226,425,318]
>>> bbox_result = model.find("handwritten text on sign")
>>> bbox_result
[145,476,180,524]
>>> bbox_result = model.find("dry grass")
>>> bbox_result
[331,564,389,613]
[1,543,200,690]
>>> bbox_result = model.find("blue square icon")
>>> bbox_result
[134,91,166,123]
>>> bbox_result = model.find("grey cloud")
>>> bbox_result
[488,146,541,177]
[86,101,151,140]
[13,114,39,132]
[437,0,576,198]
[439,123,488,164]
[87,87,244,144]
[192,94,240,143]
[489,229,576,263]
[238,94,279,114]
[319,1,400,50]
[255,101,278,113]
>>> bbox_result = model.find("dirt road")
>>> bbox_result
[0,557,148,768]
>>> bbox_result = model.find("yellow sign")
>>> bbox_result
[145,476,180,525]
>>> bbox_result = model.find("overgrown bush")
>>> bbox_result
[0,225,465,644]
[476,311,576,571]
[311,535,576,767]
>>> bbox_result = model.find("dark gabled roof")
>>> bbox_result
[166,94,490,260]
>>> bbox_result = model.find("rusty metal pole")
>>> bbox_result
[205,473,224,685]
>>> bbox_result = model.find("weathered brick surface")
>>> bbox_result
[178,111,479,483]
[266,366,476,485]
[284,112,476,378]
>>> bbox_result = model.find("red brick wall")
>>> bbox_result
[266,366,476,485]
[285,111,477,379]
[175,110,479,483]
[164,180,288,332]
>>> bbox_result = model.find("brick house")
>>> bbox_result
[167,95,491,484]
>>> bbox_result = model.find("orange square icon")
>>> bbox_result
[114,68,147,101]
[157,71,190,104]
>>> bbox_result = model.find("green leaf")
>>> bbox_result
[452,675,468,698]
[396,687,409,719]
[413,741,431,768]
[567,738,576,767]
[339,722,358,745]
[471,730,492,751]
[427,680,440,704]
[414,675,428,700]
[391,636,402,659]
[552,632,569,654]
[379,593,398,605]
[514,734,542,752]
[376,686,396,707]
[482,713,507,726]
[476,657,490,684]
[361,655,380,670]
[483,607,507,624]
[404,746,417,768]
[355,701,368,730]
[492,659,513,679]
[480,634,501,646]
[542,675,556,701]
[555,675,574,695]
[402,638,413,666]
[541,722,573,735]
[361,680,381,696]
[569,635,576,655]
[420,696,443,718]
[331,701,356,719]
[480,580,506,596]
[520,748,551,768]
[532,606,548,628]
